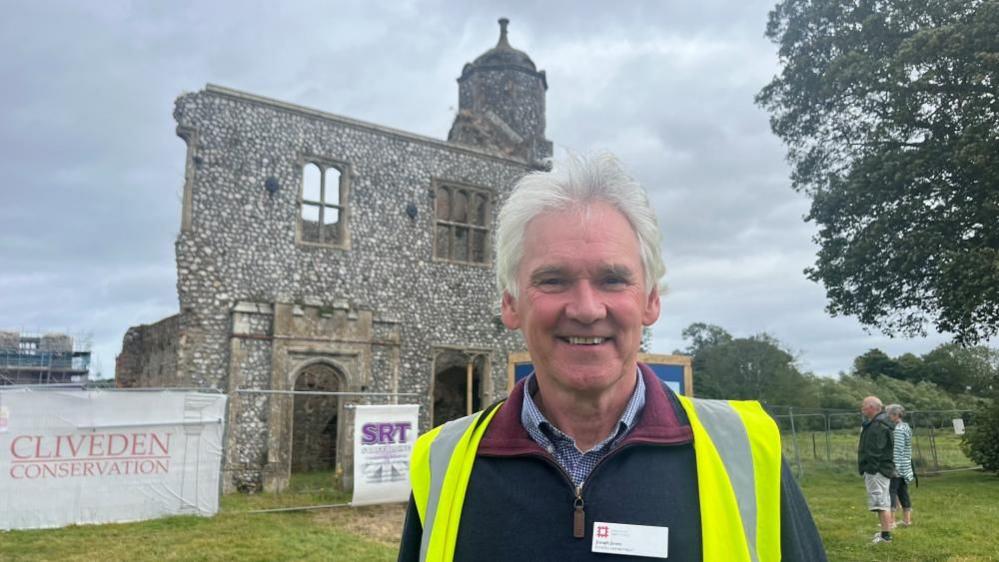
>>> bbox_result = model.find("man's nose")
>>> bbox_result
[565,280,607,323]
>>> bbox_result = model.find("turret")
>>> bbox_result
[448,18,552,166]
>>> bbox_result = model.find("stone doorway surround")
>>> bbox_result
[226,300,400,493]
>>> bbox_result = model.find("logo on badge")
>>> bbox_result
[596,525,609,538]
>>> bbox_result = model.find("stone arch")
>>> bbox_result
[289,360,347,473]
[431,349,488,427]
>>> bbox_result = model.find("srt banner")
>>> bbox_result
[351,404,419,506]
[0,389,226,530]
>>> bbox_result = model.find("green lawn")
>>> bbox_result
[0,512,395,562]
[1,468,997,561]
[0,473,399,562]
[801,468,999,561]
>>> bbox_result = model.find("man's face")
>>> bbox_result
[861,402,879,420]
[501,202,661,397]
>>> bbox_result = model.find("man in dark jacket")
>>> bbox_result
[858,396,896,544]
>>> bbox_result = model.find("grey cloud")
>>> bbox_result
[1,0,955,379]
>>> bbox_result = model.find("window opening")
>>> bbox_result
[435,183,491,264]
[300,162,345,246]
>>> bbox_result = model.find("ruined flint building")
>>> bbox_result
[117,20,550,492]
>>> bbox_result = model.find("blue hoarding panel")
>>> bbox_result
[645,363,686,395]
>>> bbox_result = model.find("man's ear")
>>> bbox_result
[500,291,521,330]
[642,288,661,326]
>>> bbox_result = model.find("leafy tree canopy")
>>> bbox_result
[757,0,999,343]
[852,343,998,394]
[679,323,811,404]
[962,395,999,474]
[680,322,734,356]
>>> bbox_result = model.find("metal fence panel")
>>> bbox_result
[768,406,978,479]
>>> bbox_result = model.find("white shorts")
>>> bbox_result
[865,472,891,511]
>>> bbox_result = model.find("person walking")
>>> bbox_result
[886,404,914,527]
[859,396,896,544]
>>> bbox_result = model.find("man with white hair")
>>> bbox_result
[398,154,826,561]
[859,396,896,544]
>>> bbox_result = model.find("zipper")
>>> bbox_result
[573,484,585,538]
[519,451,586,539]
[517,439,682,540]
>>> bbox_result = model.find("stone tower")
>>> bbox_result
[448,18,553,166]
[118,20,552,493]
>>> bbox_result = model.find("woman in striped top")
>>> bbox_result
[887,403,914,527]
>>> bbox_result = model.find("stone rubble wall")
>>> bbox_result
[453,66,551,164]
[116,315,180,388]
[167,86,531,490]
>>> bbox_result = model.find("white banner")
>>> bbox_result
[351,404,419,506]
[0,389,226,530]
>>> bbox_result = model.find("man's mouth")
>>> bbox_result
[562,337,609,345]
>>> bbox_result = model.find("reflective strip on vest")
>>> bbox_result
[677,395,781,562]
[409,405,502,562]
[410,397,781,562]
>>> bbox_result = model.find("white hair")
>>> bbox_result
[862,396,884,410]
[495,153,666,298]
[886,404,905,417]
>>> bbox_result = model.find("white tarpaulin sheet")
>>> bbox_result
[351,404,419,506]
[0,389,227,530]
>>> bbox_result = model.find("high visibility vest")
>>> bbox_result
[410,395,782,562]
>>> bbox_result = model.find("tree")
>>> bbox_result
[922,343,998,394]
[851,343,998,394]
[680,324,812,405]
[678,323,734,398]
[680,323,733,355]
[756,0,999,344]
[853,348,901,379]
[895,353,929,383]
[961,397,999,474]
[833,371,958,411]
[699,335,812,405]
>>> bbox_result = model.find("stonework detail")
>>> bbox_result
[117,20,550,493]
[117,315,180,389]
[448,18,552,165]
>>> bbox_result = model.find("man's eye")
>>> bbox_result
[539,278,564,286]
[603,276,627,287]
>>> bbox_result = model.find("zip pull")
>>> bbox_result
[573,485,585,538]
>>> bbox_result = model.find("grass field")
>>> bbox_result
[2,468,997,561]
[801,468,999,561]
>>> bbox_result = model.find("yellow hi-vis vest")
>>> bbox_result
[410,395,782,562]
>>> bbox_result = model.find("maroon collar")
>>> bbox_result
[477,362,693,457]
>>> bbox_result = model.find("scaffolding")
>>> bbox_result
[0,331,91,385]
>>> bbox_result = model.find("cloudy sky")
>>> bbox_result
[1,0,952,379]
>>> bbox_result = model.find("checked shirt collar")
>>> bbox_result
[520,370,646,487]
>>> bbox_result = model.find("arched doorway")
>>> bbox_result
[291,363,342,473]
[432,350,485,427]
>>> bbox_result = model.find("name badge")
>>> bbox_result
[591,521,669,558]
